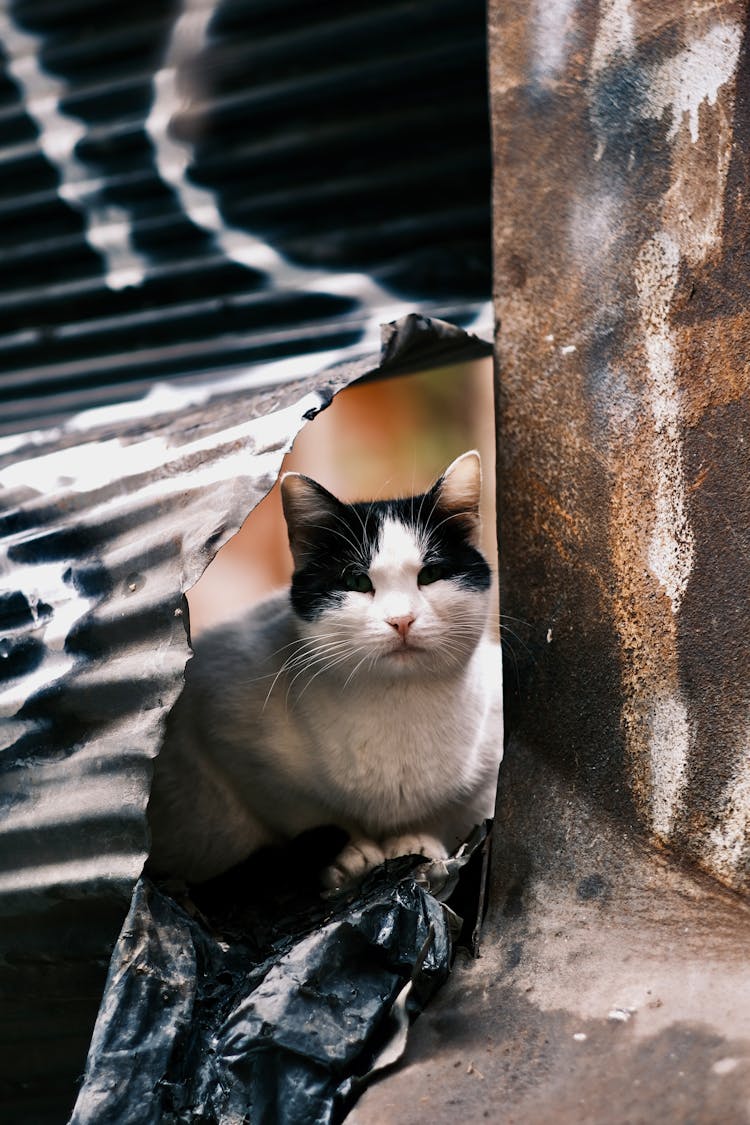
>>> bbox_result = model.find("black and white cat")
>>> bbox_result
[147,451,502,890]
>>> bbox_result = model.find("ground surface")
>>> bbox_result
[352,749,750,1124]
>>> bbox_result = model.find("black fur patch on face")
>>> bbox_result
[383,492,492,594]
[290,500,382,621]
[289,487,491,621]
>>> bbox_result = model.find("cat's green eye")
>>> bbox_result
[344,572,374,594]
[418,564,446,586]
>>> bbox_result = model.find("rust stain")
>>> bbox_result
[679,312,750,428]
[527,477,585,537]
[687,464,712,494]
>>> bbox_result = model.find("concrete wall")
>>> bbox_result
[490,0,750,895]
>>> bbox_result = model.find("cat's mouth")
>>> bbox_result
[384,640,423,658]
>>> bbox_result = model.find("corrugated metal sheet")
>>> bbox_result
[0,315,491,1122]
[0,0,492,433]
[0,1,493,1116]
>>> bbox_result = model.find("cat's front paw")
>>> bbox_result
[381,832,448,864]
[321,838,386,892]
[320,833,449,893]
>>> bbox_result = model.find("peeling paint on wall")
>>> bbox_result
[647,23,743,145]
[589,0,634,79]
[530,0,579,84]
[614,228,693,841]
[634,231,691,614]
[707,719,750,875]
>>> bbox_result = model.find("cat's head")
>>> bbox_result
[280,452,492,680]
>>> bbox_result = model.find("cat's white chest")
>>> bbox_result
[296,670,486,833]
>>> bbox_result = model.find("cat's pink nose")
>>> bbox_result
[387,613,415,639]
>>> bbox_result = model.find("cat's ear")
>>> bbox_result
[431,450,483,547]
[280,472,344,567]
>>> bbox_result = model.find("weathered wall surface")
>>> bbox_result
[491,0,750,895]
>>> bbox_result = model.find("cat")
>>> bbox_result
[147,450,502,891]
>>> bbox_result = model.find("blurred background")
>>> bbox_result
[187,356,497,635]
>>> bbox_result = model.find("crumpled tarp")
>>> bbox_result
[69,827,489,1125]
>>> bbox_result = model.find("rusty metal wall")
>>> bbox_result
[491,0,750,896]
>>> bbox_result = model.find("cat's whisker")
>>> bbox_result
[341,650,374,690]
[263,630,350,660]
[262,654,308,709]
[290,644,369,704]
[282,652,351,709]
[500,635,523,694]
[330,512,372,567]
[278,636,359,678]
[258,634,354,693]
[363,497,380,538]
[486,614,535,662]
[254,633,356,679]
[421,509,473,552]
[415,481,433,529]
[279,634,357,666]
[281,635,359,670]
[499,612,532,629]
[346,501,371,551]
[262,637,358,707]
[350,498,381,563]
[498,626,534,663]
[417,484,458,544]
[278,650,349,687]
[281,647,360,688]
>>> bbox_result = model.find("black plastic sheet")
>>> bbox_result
[69,842,459,1125]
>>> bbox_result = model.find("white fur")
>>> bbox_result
[148,487,502,886]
